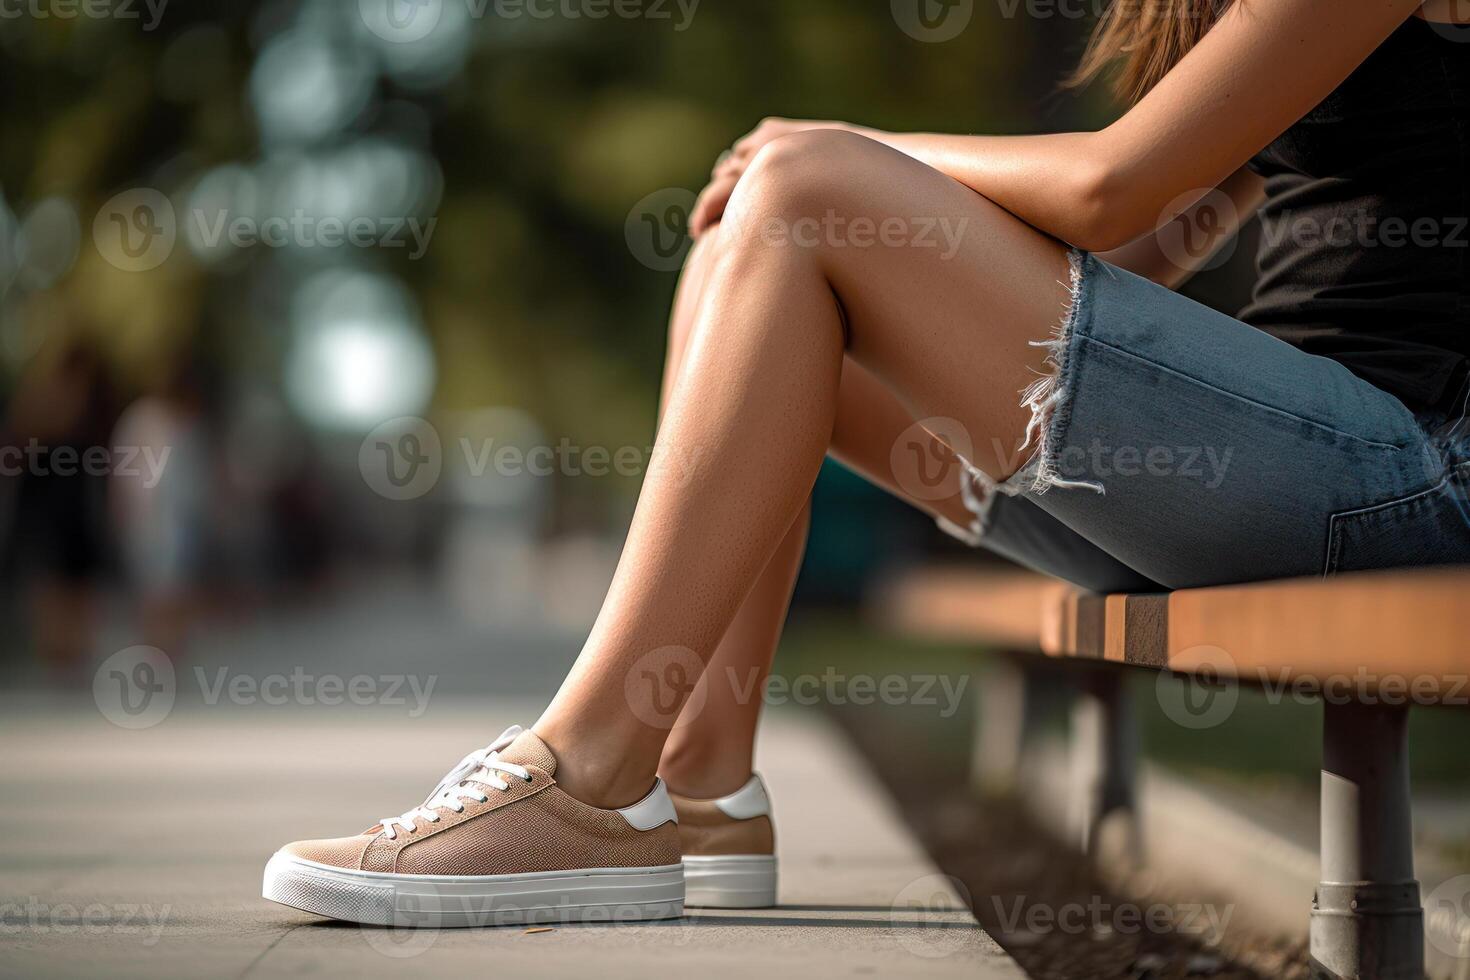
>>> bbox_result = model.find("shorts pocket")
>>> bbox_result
[1324,461,1470,576]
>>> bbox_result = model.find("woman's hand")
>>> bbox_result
[689,118,878,238]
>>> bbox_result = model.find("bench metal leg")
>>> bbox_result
[1311,700,1424,979]
[970,653,1044,795]
[1069,667,1139,860]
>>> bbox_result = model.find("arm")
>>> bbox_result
[1095,166,1265,289]
[869,0,1421,251]
[694,0,1420,253]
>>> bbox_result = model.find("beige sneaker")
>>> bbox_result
[669,775,777,908]
[262,726,683,927]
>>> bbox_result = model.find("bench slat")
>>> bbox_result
[1167,568,1470,688]
[883,565,1470,701]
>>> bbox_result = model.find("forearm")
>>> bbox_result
[860,128,1121,250]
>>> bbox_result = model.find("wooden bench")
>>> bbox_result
[881,565,1470,980]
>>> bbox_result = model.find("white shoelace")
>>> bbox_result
[377,726,532,840]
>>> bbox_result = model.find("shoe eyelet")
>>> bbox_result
[523,775,533,783]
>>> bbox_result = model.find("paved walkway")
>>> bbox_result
[0,693,1023,979]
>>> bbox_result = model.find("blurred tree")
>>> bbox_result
[0,0,1102,525]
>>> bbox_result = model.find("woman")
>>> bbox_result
[264,0,1470,926]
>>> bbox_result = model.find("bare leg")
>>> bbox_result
[655,233,982,798]
[538,131,1071,807]
[654,234,810,798]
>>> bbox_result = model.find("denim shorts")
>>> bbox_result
[950,251,1470,592]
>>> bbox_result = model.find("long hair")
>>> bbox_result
[1068,0,1236,105]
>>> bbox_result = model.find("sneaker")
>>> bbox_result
[262,726,684,927]
[668,775,777,908]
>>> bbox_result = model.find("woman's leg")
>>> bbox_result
[538,130,1072,807]
[653,233,808,799]
[654,232,980,799]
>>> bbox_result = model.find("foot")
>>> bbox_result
[262,726,683,927]
[668,775,778,908]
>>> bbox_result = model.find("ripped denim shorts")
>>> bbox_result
[942,250,1470,592]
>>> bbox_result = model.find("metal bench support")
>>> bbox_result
[1311,700,1424,979]
[971,654,1044,795]
[1069,667,1139,859]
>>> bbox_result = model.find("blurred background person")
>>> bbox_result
[1,333,117,682]
[110,352,210,656]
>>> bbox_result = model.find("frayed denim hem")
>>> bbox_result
[934,248,1105,548]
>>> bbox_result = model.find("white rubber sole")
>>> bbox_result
[681,854,777,908]
[263,852,685,927]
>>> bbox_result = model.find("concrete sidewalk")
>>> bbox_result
[0,695,1023,979]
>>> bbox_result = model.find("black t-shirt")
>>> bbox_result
[1242,17,1470,411]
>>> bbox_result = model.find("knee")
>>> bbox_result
[731,129,883,227]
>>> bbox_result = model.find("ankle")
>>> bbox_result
[658,741,754,800]
[532,723,661,811]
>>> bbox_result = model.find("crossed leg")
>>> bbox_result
[535,130,1074,807]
